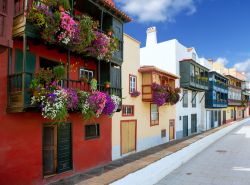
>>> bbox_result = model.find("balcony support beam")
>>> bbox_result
[191,91,198,103]
[200,92,205,103]
[98,59,100,91]
[180,90,188,102]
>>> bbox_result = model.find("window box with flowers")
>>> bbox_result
[30,67,121,122]
[130,90,141,97]
[26,0,119,62]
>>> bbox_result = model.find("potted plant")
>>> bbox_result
[131,90,141,97]
[58,0,70,12]
[53,65,65,80]
[107,27,114,37]
[105,81,111,89]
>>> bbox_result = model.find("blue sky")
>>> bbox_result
[115,0,250,78]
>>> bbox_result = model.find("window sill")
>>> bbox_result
[85,136,100,140]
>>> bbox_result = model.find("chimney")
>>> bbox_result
[146,27,157,47]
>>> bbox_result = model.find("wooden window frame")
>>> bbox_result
[129,74,137,94]
[79,68,94,81]
[85,124,100,140]
[122,105,134,117]
[150,103,159,126]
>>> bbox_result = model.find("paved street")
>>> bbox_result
[156,121,250,185]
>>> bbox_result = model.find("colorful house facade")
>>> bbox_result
[0,1,131,185]
[141,27,208,139]
[112,34,179,160]
[205,71,228,129]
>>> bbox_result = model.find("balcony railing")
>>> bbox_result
[190,76,209,90]
[212,99,228,107]
[228,99,242,106]
[7,72,122,112]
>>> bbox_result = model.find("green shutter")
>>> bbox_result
[57,123,72,173]
[14,49,23,73]
[24,51,36,106]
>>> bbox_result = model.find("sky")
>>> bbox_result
[115,0,250,79]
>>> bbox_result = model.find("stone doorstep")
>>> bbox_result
[50,119,248,185]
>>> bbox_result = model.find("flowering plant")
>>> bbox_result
[86,31,110,60]
[87,91,107,117]
[130,90,141,97]
[152,83,169,106]
[31,88,68,121]
[111,95,121,112]
[58,12,79,45]
[151,83,180,106]
[66,88,79,111]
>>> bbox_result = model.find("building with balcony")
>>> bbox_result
[204,71,228,128]
[0,1,131,184]
[112,34,178,160]
[241,81,250,117]
[212,60,250,123]
[140,27,208,139]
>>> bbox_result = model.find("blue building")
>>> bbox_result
[205,71,228,128]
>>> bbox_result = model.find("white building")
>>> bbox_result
[141,27,208,139]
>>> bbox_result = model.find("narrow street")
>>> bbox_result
[156,121,250,185]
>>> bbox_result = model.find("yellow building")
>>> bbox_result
[112,34,178,160]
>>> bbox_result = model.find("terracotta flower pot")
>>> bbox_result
[105,84,110,89]
[59,5,65,12]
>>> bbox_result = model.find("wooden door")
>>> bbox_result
[121,120,136,155]
[183,116,188,137]
[223,111,226,124]
[218,111,221,126]
[169,119,175,140]
[43,125,57,176]
[191,114,197,133]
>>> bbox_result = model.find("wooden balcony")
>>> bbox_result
[180,59,209,91]
[7,72,122,113]
[139,66,178,102]
[228,99,242,106]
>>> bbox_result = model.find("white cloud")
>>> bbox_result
[234,59,250,80]
[215,57,229,66]
[115,0,197,23]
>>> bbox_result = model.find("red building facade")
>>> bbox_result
[0,0,130,184]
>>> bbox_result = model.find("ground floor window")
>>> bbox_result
[150,104,159,126]
[85,124,100,140]
[43,123,72,176]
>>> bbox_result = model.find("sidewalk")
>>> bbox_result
[50,118,249,185]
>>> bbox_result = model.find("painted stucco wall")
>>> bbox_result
[112,34,176,160]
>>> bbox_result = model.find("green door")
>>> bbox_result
[191,114,197,133]
[183,116,188,137]
[57,123,72,173]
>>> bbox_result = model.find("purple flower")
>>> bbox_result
[87,91,107,116]
[66,88,79,110]
[102,94,116,116]
[48,93,56,103]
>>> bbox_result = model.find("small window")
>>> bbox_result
[161,129,166,138]
[122,105,134,116]
[183,90,188,108]
[85,124,100,140]
[79,68,94,81]
[192,91,196,107]
[129,75,137,93]
[151,104,159,126]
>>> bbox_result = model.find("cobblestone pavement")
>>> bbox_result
[156,121,250,185]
